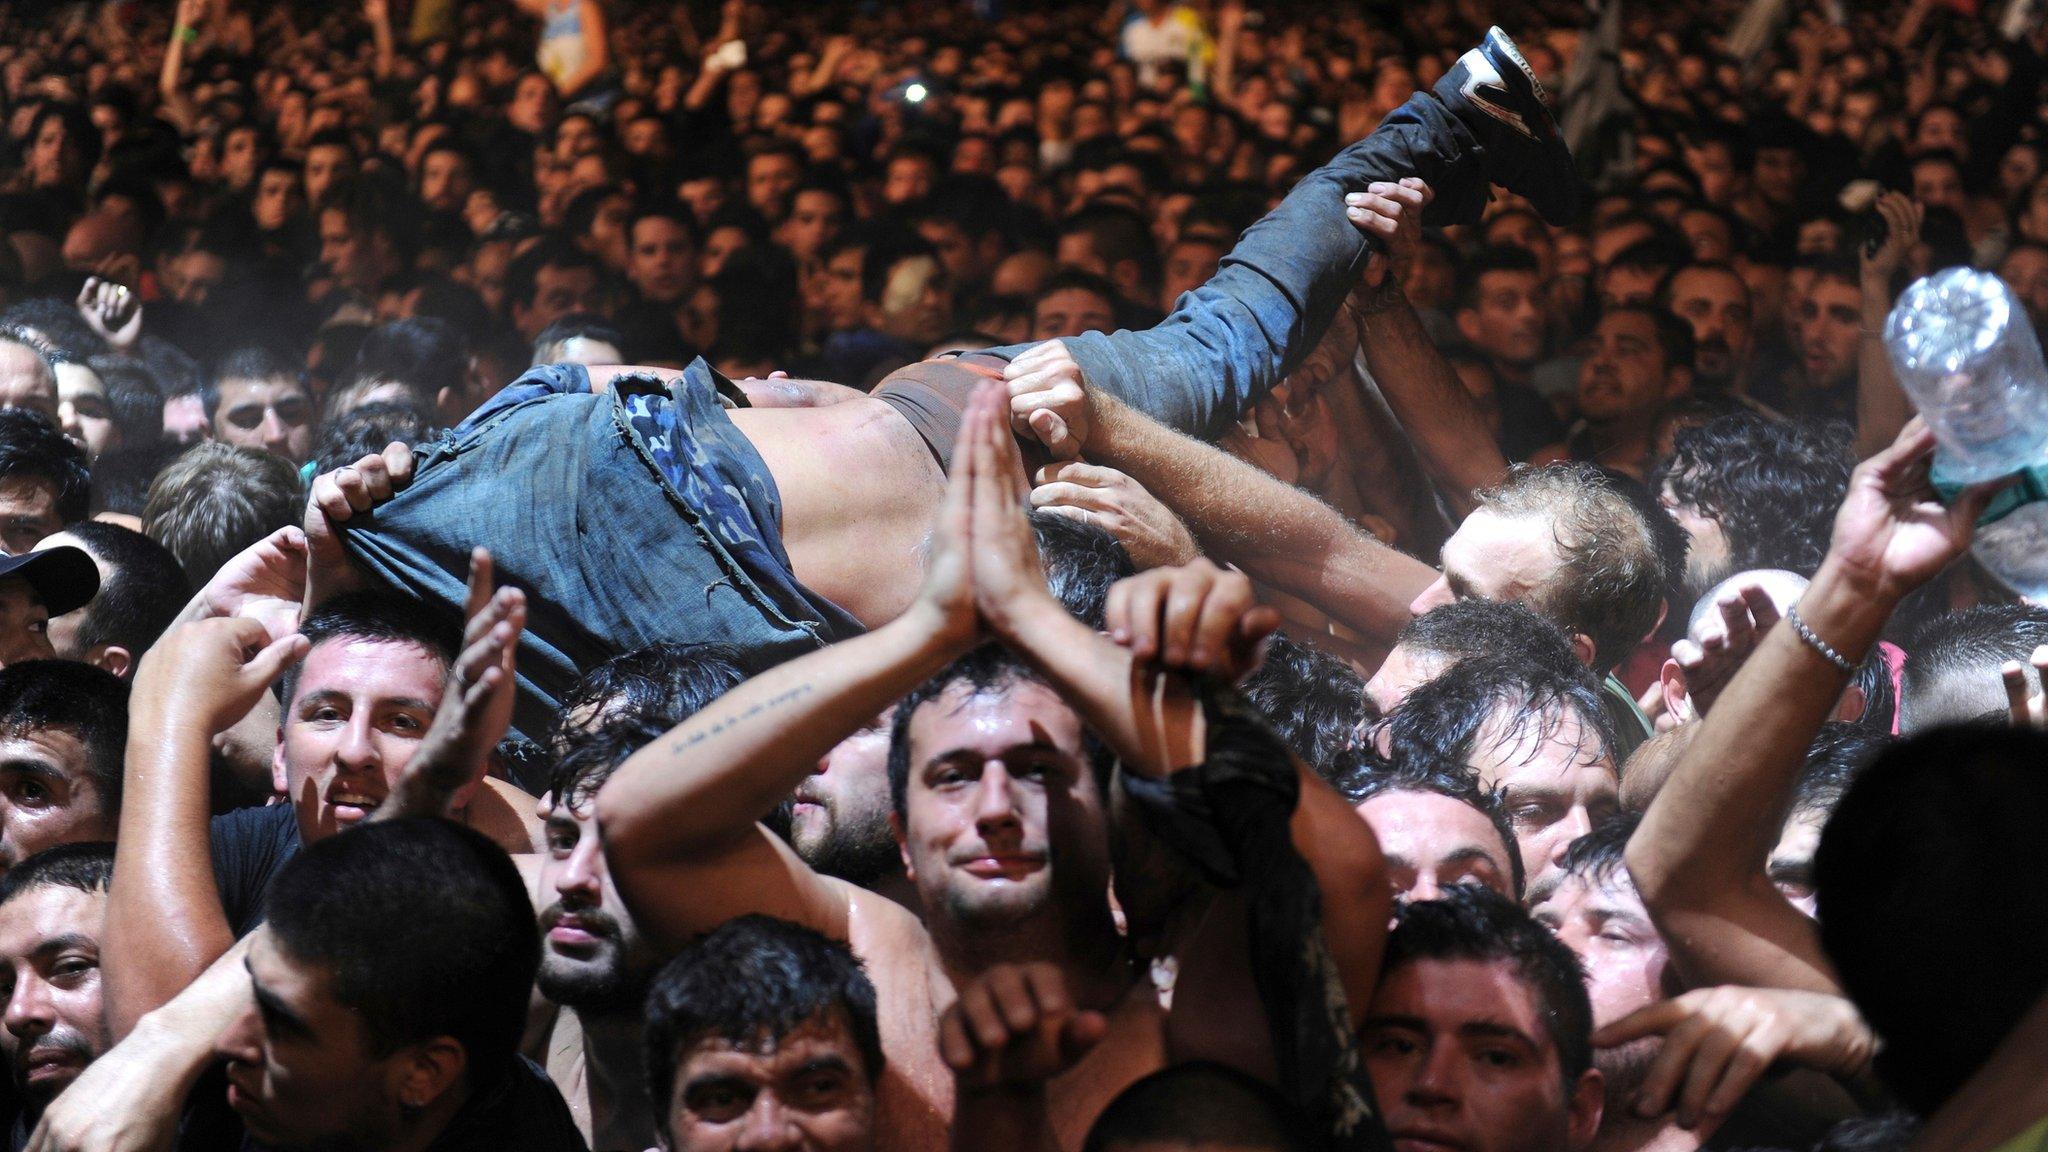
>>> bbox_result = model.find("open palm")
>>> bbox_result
[1826,424,2002,601]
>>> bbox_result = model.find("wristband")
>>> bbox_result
[177,25,198,43]
[1787,603,1856,674]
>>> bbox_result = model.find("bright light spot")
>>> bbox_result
[905,83,928,104]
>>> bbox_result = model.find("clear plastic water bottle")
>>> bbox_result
[1885,268,2048,600]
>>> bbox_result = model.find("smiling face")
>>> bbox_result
[0,882,106,1114]
[897,680,1109,936]
[273,638,447,844]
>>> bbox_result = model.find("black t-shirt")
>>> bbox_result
[412,1058,588,1152]
[208,805,302,938]
[231,1058,587,1152]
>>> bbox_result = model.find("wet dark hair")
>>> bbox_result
[1384,655,1616,790]
[548,641,747,749]
[887,643,1112,821]
[1382,885,1595,1089]
[1396,599,1583,684]
[1239,634,1368,772]
[547,718,668,812]
[1032,509,1134,631]
[265,818,537,1076]
[0,841,114,905]
[0,661,127,826]
[1331,749,1524,898]
[275,591,461,710]
[0,408,89,525]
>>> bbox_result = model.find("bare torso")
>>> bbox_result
[840,884,1170,1152]
[729,398,947,630]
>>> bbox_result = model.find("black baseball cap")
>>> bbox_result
[0,546,99,616]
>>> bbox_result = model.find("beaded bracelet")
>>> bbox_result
[1786,604,1855,674]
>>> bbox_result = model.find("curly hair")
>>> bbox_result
[1652,413,1853,595]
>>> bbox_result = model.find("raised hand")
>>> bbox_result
[1344,177,1432,289]
[1823,421,2007,604]
[1593,986,1877,1135]
[1003,341,1092,458]
[1860,190,1923,287]
[964,382,1058,639]
[134,617,309,740]
[910,387,984,651]
[939,962,1107,1093]
[389,549,526,818]
[185,525,309,644]
[1029,460,1198,569]
[1670,580,1783,718]
[75,275,141,350]
[1103,557,1280,680]
[304,441,416,607]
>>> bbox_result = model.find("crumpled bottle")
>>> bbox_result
[1885,268,2048,601]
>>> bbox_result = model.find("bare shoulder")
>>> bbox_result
[468,776,545,855]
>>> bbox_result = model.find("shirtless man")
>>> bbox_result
[595,387,1391,1152]
[328,29,1580,739]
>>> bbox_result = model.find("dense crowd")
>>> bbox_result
[0,0,2037,1150]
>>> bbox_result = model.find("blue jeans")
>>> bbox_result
[340,92,1485,750]
[341,364,863,747]
[1000,92,1487,441]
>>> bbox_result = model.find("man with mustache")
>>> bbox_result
[1660,264,1756,398]
[0,843,112,1148]
[1531,308,1694,482]
[532,721,677,1151]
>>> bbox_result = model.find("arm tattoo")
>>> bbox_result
[666,683,816,757]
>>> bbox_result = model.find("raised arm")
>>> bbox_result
[105,618,307,1040]
[955,387,1390,1027]
[1627,424,2003,993]
[157,0,204,132]
[557,0,610,97]
[1006,347,1435,646]
[596,414,985,949]
[378,549,525,823]
[1854,192,1921,460]
[29,935,257,1152]
[1345,180,1509,517]
[364,0,395,81]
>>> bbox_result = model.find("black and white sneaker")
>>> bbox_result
[1433,26,1581,224]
